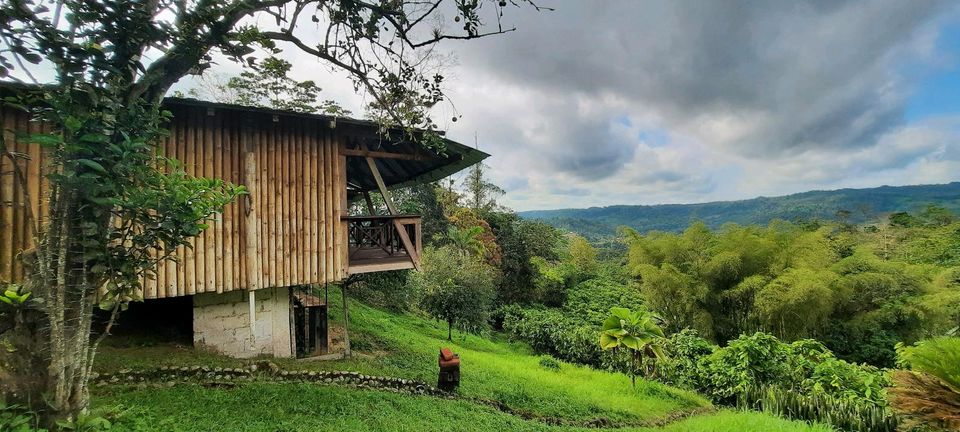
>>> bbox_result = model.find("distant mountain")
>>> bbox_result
[519,182,960,238]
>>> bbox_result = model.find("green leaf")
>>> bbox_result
[76,159,107,174]
[610,307,632,321]
[28,133,63,147]
[621,335,642,350]
[601,315,623,331]
[0,296,12,305]
[599,333,620,350]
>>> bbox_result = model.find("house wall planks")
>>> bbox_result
[0,103,348,299]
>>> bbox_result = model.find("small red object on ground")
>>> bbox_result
[438,347,461,391]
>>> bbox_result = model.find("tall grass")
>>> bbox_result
[737,384,898,432]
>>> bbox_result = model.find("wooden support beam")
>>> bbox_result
[362,191,376,215]
[361,144,421,271]
[342,147,428,161]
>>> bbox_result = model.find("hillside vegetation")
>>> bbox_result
[92,291,829,432]
[519,182,960,238]
[88,176,960,432]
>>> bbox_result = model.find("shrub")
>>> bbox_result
[738,385,897,432]
[350,270,417,311]
[657,329,715,390]
[414,246,496,340]
[538,356,561,371]
[502,307,604,366]
[699,332,794,403]
[889,337,960,431]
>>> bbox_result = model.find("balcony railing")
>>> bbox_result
[342,215,422,274]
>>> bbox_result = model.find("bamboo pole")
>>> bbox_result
[243,114,261,291]
[203,109,217,293]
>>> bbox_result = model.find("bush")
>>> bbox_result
[738,385,897,432]
[657,329,715,390]
[502,307,604,366]
[699,333,794,403]
[655,331,895,431]
[414,246,496,340]
[563,278,645,324]
[350,270,417,311]
[538,356,561,371]
[889,337,960,431]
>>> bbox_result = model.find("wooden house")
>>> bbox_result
[0,92,487,358]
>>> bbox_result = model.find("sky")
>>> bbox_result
[179,1,960,211]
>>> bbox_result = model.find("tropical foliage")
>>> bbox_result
[889,337,960,431]
[413,246,496,340]
[598,307,665,388]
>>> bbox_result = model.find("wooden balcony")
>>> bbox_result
[343,215,422,274]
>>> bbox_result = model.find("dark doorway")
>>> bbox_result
[93,296,193,346]
[292,287,329,357]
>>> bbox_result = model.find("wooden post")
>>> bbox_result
[242,115,261,351]
[243,115,262,291]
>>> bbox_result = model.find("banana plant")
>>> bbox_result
[599,307,666,388]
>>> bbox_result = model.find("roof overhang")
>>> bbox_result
[0,83,488,194]
[159,97,488,196]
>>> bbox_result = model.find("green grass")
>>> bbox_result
[93,289,831,431]
[93,383,831,432]
[98,288,704,424]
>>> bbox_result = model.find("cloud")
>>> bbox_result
[168,1,960,211]
[436,0,960,210]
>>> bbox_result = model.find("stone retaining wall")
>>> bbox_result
[91,363,449,398]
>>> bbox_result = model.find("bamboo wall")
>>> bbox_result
[0,103,349,300]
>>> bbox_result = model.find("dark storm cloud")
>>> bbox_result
[455,0,952,162]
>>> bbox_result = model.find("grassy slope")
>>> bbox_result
[95,383,831,432]
[94,289,829,431]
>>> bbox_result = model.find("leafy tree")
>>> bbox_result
[635,263,713,338]
[462,161,504,212]
[485,212,562,305]
[568,234,598,278]
[446,226,486,257]
[212,56,350,116]
[1,0,537,424]
[919,204,955,228]
[448,207,501,265]
[599,306,665,388]
[415,246,496,340]
[889,211,916,228]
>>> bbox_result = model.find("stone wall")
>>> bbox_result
[193,287,292,358]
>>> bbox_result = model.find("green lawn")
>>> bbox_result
[94,383,831,432]
[93,288,831,431]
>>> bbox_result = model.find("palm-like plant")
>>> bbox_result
[446,226,486,257]
[599,307,666,389]
[889,337,960,431]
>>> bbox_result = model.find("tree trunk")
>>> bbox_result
[447,319,453,341]
[3,185,111,427]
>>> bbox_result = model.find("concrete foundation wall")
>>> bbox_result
[193,287,292,358]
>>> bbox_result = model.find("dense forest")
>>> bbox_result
[519,182,960,238]
[353,168,960,431]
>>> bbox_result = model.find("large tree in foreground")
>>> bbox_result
[0,0,539,425]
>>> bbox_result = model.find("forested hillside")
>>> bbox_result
[519,183,960,238]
